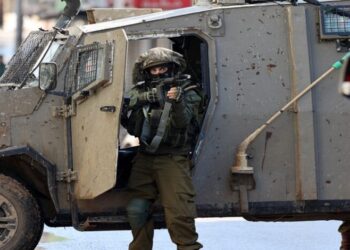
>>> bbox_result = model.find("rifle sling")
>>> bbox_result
[145,101,172,153]
[144,85,197,153]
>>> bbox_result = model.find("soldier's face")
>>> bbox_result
[149,66,168,76]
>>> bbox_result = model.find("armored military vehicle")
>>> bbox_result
[0,0,350,249]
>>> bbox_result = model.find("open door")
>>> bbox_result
[70,29,128,199]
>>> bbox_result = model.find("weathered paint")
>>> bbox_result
[72,29,127,199]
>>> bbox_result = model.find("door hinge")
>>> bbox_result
[52,105,75,118]
[57,169,78,183]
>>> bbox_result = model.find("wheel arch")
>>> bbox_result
[0,146,59,222]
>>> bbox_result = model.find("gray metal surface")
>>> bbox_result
[305,6,350,201]
[288,6,317,201]
[115,2,350,209]
[81,6,213,33]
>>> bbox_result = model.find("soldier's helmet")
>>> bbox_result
[132,47,186,84]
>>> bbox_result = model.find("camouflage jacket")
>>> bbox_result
[126,78,202,155]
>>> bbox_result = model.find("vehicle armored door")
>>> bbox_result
[70,29,127,199]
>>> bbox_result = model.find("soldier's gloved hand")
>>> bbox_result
[139,88,158,103]
[167,86,184,102]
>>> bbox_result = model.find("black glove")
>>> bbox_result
[139,88,158,103]
[174,86,184,102]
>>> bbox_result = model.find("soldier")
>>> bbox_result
[125,47,203,250]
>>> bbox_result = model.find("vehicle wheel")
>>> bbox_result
[0,174,44,250]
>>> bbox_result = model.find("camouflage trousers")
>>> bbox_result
[126,153,202,250]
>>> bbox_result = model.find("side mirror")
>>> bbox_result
[339,56,350,98]
[39,63,57,91]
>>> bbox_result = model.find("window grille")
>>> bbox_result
[66,41,114,95]
[320,6,350,39]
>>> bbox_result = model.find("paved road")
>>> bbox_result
[36,218,342,250]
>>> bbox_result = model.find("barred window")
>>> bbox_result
[320,6,350,38]
[77,48,98,89]
[67,42,113,94]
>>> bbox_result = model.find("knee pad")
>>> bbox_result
[127,198,152,228]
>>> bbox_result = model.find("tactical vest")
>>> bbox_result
[126,77,203,155]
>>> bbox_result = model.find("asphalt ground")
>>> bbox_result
[36,218,342,250]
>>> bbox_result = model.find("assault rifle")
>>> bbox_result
[149,74,192,106]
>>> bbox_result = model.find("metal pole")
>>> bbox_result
[232,52,350,174]
[16,0,23,49]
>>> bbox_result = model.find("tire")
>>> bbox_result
[0,174,44,250]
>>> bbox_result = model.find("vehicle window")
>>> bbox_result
[66,42,114,95]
